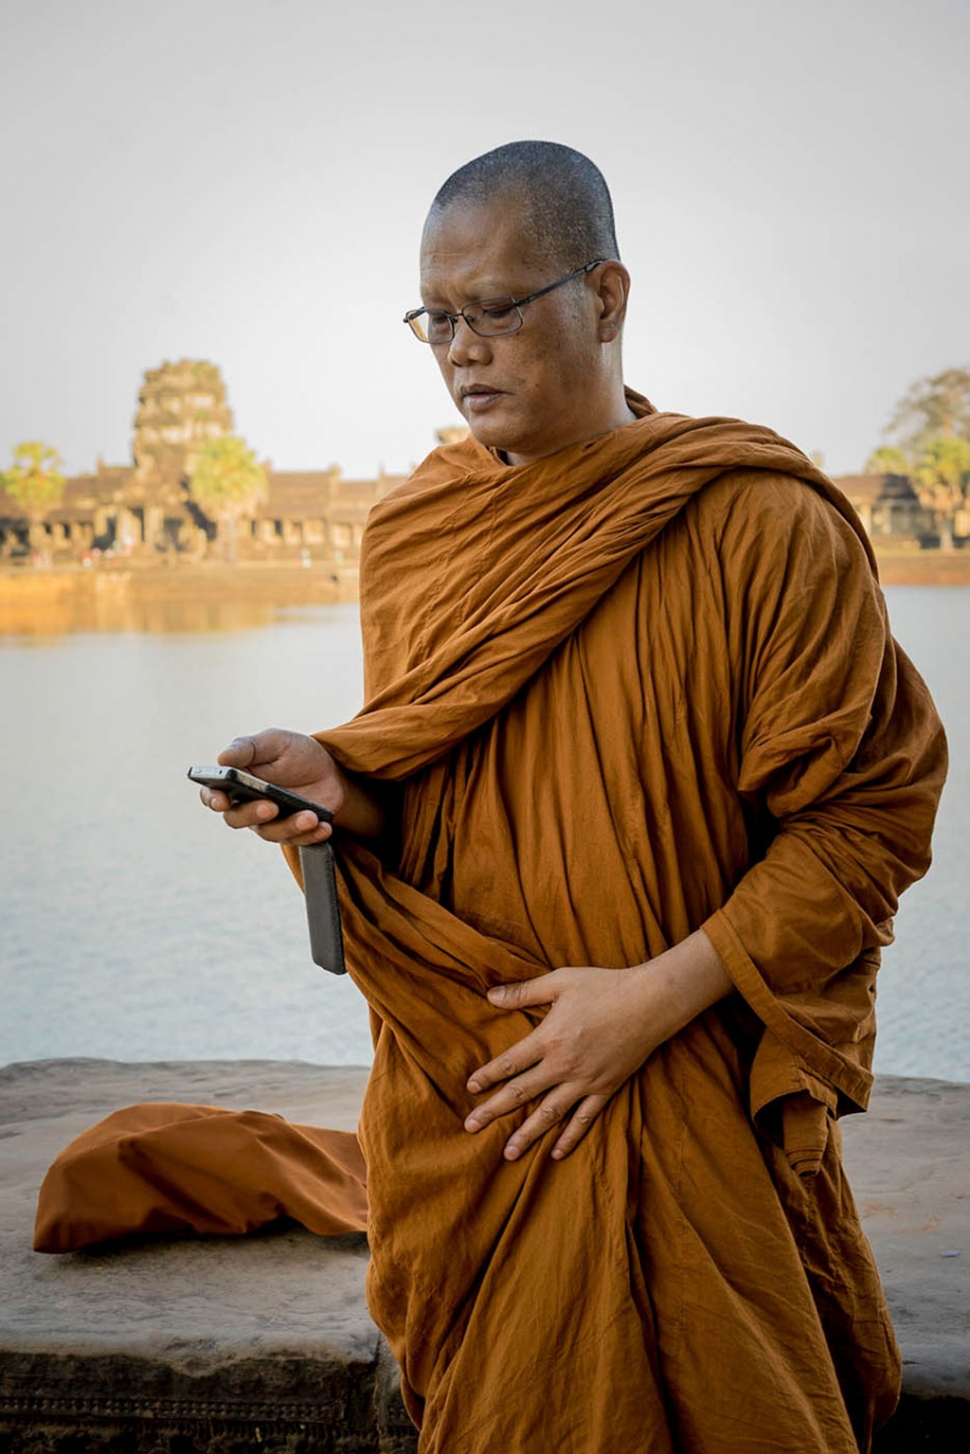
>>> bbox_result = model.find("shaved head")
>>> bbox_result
[417,141,634,464]
[427,141,620,270]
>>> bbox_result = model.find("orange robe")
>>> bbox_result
[34,395,946,1452]
[303,395,945,1452]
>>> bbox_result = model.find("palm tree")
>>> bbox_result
[2,442,66,565]
[912,437,970,549]
[187,435,267,562]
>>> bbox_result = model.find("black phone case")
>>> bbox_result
[299,841,346,975]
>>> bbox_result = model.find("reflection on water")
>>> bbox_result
[0,594,296,636]
[1,586,967,1080]
[0,567,350,638]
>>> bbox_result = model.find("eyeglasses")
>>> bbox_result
[403,260,606,345]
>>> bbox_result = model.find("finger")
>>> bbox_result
[487,971,561,1011]
[503,1090,583,1161]
[466,1031,544,1094]
[222,799,282,830]
[464,1065,551,1133]
[550,1095,608,1161]
[200,787,231,812]
[253,813,332,846]
[200,788,275,822]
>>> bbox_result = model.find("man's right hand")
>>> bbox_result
[199,729,386,846]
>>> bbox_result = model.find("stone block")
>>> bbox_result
[1,1060,967,1451]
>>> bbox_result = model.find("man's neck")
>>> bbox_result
[504,396,637,468]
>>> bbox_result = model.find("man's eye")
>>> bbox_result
[481,304,516,321]
[425,312,452,340]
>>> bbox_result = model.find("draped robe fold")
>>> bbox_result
[34,395,946,1453]
[294,395,945,1452]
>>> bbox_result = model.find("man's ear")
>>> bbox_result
[594,261,630,343]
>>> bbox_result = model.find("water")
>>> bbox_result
[866,589,969,1080]
[1,590,967,1080]
[1,604,375,1067]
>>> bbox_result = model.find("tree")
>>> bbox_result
[1,442,66,563]
[188,435,267,562]
[911,436,970,509]
[885,366,970,457]
[871,367,970,542]
[864,445,910,477]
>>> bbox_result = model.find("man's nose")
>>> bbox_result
[447,316,492,368]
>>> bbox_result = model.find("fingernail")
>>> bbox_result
[504,1145,520,1161]
[551,1149,564,1161]
[256,802,274,819]
[464,1116,480,1133]
[467,1079,481,1093]
[488,986,506,1003]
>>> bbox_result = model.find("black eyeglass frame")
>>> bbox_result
[403,260,607,344]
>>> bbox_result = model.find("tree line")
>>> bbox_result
[865,366,970,511]
[1,435,266,564]
[4,367,969,564]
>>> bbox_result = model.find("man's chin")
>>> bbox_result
[464,410,522,455]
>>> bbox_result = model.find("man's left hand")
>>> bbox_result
[464,932,733,1162]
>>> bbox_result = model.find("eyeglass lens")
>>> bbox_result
[415,300,523,344]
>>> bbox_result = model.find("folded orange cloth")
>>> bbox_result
[39,395,945,1452]
[34,1101,366,1252]
[281,396,944,1450]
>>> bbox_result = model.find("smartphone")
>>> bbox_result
[188,764,345,974]
[187,766,334,824]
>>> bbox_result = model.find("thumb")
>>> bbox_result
[218,735,259,768]
[219,728,293,771]
[487,971,559,1009]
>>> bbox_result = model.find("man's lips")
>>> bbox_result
[460,384,505,412]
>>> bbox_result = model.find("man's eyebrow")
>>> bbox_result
[421,282,519,310]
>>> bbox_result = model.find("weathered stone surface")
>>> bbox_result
[1,1060,967,1451]
[842,1076,970,1407]
[0,1061,397,1451]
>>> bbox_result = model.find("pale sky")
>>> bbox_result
[2,0,968,481]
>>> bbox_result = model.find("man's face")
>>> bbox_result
[418,198,605,465]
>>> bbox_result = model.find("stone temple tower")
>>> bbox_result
[132,360,233,481]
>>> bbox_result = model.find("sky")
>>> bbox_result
[1,0,968,481]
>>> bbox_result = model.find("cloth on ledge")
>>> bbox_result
[33,1101,366,1252]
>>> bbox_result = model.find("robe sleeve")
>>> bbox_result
[700,474,947,1137]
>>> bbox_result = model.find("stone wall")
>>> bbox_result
[1,1061,967,1450]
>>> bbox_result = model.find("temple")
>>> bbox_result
[1,362,966,564]
[0,362,408,565]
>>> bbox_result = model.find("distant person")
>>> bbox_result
[201,142,946,1452]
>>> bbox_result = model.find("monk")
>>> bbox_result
[196,142,946,1451]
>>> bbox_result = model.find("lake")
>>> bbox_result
[1,587,967,1081]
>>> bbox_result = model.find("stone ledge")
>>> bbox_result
[0,1060,967,1451]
